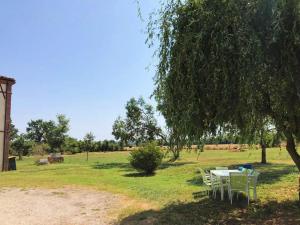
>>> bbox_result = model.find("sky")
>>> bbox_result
[0,0,163,140]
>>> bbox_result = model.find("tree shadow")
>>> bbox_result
[187,162,298,187]
[92,162,132,171]
[230,162,298,185]
[158,162,197,170]
[92,161,196,175]
[116,198,300,225]
[123,172,156,177]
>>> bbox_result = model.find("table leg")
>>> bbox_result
[221,180,224,201]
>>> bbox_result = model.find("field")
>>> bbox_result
[0,148,299,224]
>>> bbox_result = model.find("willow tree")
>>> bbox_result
[150,0,300,195]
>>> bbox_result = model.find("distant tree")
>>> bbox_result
[26,119,46,143]
[26,115,69,153]
[82,132,95,161]
[113,97,162,146]
[9,121,19,142]
[256,119,278,164]
[125,98,144,145]
[63,137,81,154]
[101,140,109,151]
[112,117,128,150]
[45,115,70,153]
[11,134,31,160]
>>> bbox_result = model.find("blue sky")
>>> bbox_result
[0,0,162,140]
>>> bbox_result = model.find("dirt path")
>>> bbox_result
[0,187,128,225]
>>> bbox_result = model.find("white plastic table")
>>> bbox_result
[210,170,240,201]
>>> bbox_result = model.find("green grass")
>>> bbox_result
[1,148,299,224]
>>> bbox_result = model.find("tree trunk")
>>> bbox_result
[261,143,267,164]
[260,129,267,164]
[284,132,300,201]
[86,151,89,161]
[285,133,300,170]
[18,151,22,161]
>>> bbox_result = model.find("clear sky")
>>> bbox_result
[0,0,162,140]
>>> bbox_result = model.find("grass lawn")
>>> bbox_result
[0,148,299,224]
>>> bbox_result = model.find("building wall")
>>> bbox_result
[0,83,6,170]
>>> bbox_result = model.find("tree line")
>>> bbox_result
[10,115,122,160]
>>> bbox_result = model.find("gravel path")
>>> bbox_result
[0,187,127,225]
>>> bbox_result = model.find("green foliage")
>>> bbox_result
[129,142,163,174]
[112,117,128,149]
[26,115,70,153]
[44,114,70,153]
[9,121,19,142]
[82,132,95,151]
[149,0,300,170]
[26,119,46,143]
[12,116,123,156]
[95,140,120,152]
[81,132,95,161]
[112,97,163,146]
[62,137,80,154]
[11,134,32,160]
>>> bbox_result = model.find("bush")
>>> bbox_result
[129,142,163,174]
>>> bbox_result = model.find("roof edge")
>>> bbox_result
[0,76,16,84]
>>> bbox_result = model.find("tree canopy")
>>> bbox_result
[26,114,69,153]
[150,0,300,169]
[112,97,162,146]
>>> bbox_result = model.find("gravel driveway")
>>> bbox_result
[0,188,127,225]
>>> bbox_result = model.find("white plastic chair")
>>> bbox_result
[229,172,250,205]
[199,168,212,195]
[248,171,260,200]
[210,173,221,199]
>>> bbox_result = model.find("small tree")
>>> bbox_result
[82,132,95,161]
[112,117,128,150]
[11,134,31,160]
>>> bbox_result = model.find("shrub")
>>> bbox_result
[129,142,163,174]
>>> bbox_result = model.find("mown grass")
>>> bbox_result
[0,148,299,224]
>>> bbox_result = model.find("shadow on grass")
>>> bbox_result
[187,176,203,186]
[123,172,156,177]
[122,162,195,178]
[92,162,132,171]
[92,161,195,173]
[117,197,300,225]
[187,163,298,187]
[158,162,197,170]
[230,162,298,186]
